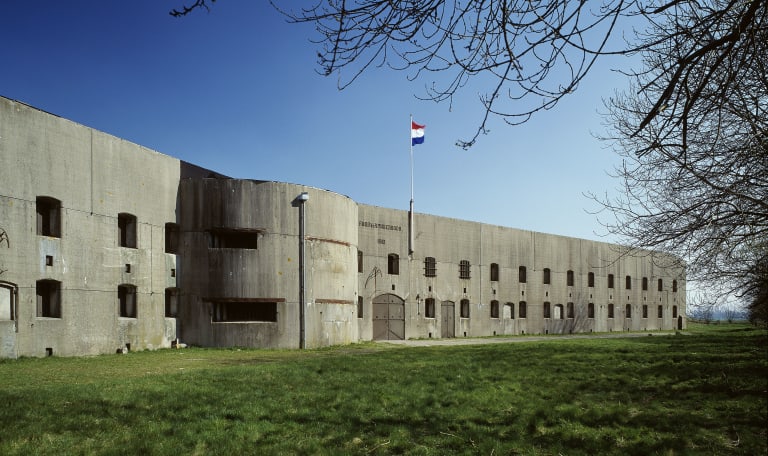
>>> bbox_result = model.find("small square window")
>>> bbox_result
[125,264,131,273]
[45,255,53,266]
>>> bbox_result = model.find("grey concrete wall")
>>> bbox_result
[177,179,358,349]
[0,97,180,357]
[357,204,686,340]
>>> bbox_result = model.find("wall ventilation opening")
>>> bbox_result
[428,332,432,338]
[45,255,53,266]
[463,332,467,337]
[45,347,53,357]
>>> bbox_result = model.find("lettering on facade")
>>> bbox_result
[358,221,402,231]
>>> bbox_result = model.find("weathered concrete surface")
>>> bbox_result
[379,331,679,347]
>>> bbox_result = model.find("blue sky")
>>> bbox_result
[1,1,635,242]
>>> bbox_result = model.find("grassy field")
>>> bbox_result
[1,324,766,455]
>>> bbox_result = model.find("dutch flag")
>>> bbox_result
[411,121,425,146]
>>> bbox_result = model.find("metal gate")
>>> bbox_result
[372,293,405,340]
[441,301,455,338]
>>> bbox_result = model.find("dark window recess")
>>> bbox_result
[567,270,574,287]
[643,305,648,318]
[625,276,632,290]
[658,305,663,318]
[424,257,437,277]
[672,305,678,318]
[165,223,180,254]
[425,298,435,318]
[588,303,595,318]
[608,304,615,318]
[212,301,277,322]
[165,288,179,318]
[554,304,564,319]
[118,284,137,318]
[209,228,259,249]
[519,301,527,318]
[505,302,515,319]
[567,302,574,318]
[118,213,137,248]
[672,280,678,292]
[357,250,363,273]
[490,263,499,282]
[388,254,400,275]
[519,266,527,283]
[490,300,499,318]
[36,197,61,238]
[658,278,663,292]
[1,283,16,321]
[588,272,595,288]
[608,274,615,289]
[459,260,471,279]
[357,296,363,318]
[642,277,648,291]
[36,279,61,318]
[460,299,470,318]
[625,304,632,318]
[543,302,551,319]
[543,268,550,285]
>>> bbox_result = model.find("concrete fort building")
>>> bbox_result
[0,96,686,358]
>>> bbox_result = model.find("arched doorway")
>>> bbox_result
[372,293,405,340]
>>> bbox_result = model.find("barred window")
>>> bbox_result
[424,256,437,277]
[459,260,471,279]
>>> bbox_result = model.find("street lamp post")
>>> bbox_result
[292,192,309,349]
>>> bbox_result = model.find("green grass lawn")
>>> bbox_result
[1,324,766,455]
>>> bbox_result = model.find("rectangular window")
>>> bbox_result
[490,300,499,318]
[588,272,595,288]
[625,304,632,318]
[505,302,515,319]
[672,280,678,293]
[424,257,437,277]
[625,275,632,290]
[657,305,663,318]
[642,305,648,318]
[519,266,527,283]
[642,277,648,291]
[490,263,499,282]
[165,288,179,317]
[460,299,470,318]
[118,284,137,318]
[425,298,435,318]
[358,250,363,273]
[673,305,678,318]
[357,296,363,318]
[213,301,278,322]
[543,268,551,285]
[459,260,471,279]
[388,254,400,275]
[588,303,595,318]
[543,302,551,319]
[118,213,137,248]
[1,284,16,321]
[519,301,527,318]
[567,270,574,287]
[165,223,179,254]
[36,197,61,238]
[36,279,61,318]
[658,278,663,292]
[608,274,614,289]
[209,228,259,249]
[567,302,574,318]
[608,303,615,318]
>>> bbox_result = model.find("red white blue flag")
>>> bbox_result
[411,121,425,146]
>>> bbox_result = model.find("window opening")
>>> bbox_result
[543,268,551,285]
[357,250,363,273]
[459,260,471,279]
[519,301,527,318]
[165,288,179,317]
[543,302,551,319]
[388,254,400,275]
[357,296,363,318]
[567,270,574,287]
[588,303,595,318]
[608,304,615,318]
[208,228,259,249]
[658,278,663,291]
[36,279,61,318]
[567,302,574,318]
[460,299,470,318]
[519,266,527,283]
[213,301,278,322]
[1,282,17,321]
[642,305,648,318]
[642,277,648,291]
[118,213,137,248]
[36,197,61,238]
[625,275,632,290]
[425,298,435,318]
[490,300,499,318]
[504,302,515,319]
[118,284,137,318]
[424,256,436,277]
[625,304,632,318]
[608,274,615,289]
[490,263,499,282]
[165,223,179,254]
[672,280,678,292]
[588,272,595,288]
[672,305,678,318]
[658,305,663,318]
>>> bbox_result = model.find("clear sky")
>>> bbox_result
[1,0,635,243]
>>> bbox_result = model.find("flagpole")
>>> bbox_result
[409,114,414,255]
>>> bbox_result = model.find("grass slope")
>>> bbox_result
[0,324,765,455]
